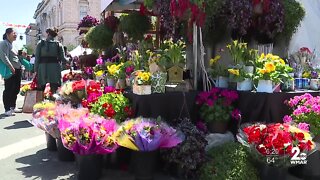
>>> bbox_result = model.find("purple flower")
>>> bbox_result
[96,57,103,65]
[104,86,116,93]
[231,109,241,121]
[125,65,135,76]
[311,71,318,79]
[283,115,293,124]
[298,123,310,132]
[196,121,207,133]
[85,67,93,75]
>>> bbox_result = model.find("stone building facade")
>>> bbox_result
[32,0,101,48]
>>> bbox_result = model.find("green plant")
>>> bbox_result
[159,39,186,69]
[197,88,240,123]
[226,40,250,65]
[85,24,113,50]
[209,55,228,77]
[254,53,293,83]
[203,0,228,45]
[119,12,152,42]
[89,93,132,123]
[228,65,253,82]
[276,0,305,44]
[161,118,208,179]
[200,142,259,180]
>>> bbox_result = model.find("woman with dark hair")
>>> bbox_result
[0,28,25,116]
[34,28,68,95]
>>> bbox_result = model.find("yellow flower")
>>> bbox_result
[266,53,273,59]
[107,64,119,76]
[95,70,104,77]
[264,62,276,73]
[260,53,265,59]
[259,68,266,74]
[228,69,239,76]
[209,55,221,66]
[279,59,285,65]
[303,72,311,78]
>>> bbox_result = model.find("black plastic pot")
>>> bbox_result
[45,132,57,151]
[131,150,159,180]
[76,154,103,180]
[56,138,75,162]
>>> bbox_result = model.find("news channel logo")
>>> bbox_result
[265,147,307,165]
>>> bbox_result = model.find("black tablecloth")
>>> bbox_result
[124,91,199,122]
[125,90,320,124]
[237,91,320,124]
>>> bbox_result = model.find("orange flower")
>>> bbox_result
[259,69,266,74]
[264,62,276,73]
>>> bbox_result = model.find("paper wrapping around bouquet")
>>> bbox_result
[22,90,44,113]
[151,72,167,93]
[133,85,152,95]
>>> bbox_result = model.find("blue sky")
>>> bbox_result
[0,0,41,46]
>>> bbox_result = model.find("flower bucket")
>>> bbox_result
[133,85,151,95]
[237,78,252,91]
[131,150,159,180]
[310,79,319,90]
[45,132,57,151]
[107,78,116,87]
[56,138,75,162]
[116,79,126,89]
[76,154,103,180]
[258,163,287,180]
[207,121,228,134]
[151,72,167,93]
[244,66,254,74]
[302,78,310,89]
[281,79,295,92]
[213,76,228,88]
[256,80,275,93]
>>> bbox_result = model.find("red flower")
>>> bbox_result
[104,107,115,118]
[124,106,134,117]
[72,80,86,91]
[81,99,88,108]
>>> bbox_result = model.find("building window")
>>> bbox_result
[80,5,88,20]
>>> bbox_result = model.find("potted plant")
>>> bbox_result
[89,92,133,123]
[119,11,152,42]
[237,123,316,180]
[77,15,99,35]
[132,70,152,95]
[85,24,114,50]
[252,0,285,45]
[275,0,305,45]
[209,55,229,88]
[196,88,241,133]
[254,53,293,93]
[161,118,208,179]
[160,39,186,83]
[284,93,320,140]
[200,142,259,180]
[228,65,253,91]
[106,63,122,87]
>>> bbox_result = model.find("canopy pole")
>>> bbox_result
[193,23,198,90]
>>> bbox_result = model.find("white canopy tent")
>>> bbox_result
[69,45,92,57]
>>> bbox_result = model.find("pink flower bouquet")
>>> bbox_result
[30,101,60,138]
[114,117,184,151]
[60,80,87,104]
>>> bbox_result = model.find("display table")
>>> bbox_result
[124,91,199,122]
[125,90,320,124]
[237,91,320,124]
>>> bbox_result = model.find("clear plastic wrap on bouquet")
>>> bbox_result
[93,117,118,154]
[237,123,317,167]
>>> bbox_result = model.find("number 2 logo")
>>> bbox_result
[291,147,301,160]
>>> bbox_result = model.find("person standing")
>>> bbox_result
[0,28,24,116]
[34,28,68,94]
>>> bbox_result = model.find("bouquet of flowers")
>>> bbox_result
[89,92,133,123]
[57,106,118,155]
[196,88,241,123]
[81,81,103,109]
[20,84,31,96]
[284,93,320,136]
[30,101,59,138]
[60,80,87,104]
[114,117,184,151]
[237,123,316,167]
[289,47,316,77]
[62,71,83,83]
[254,53,293,83]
